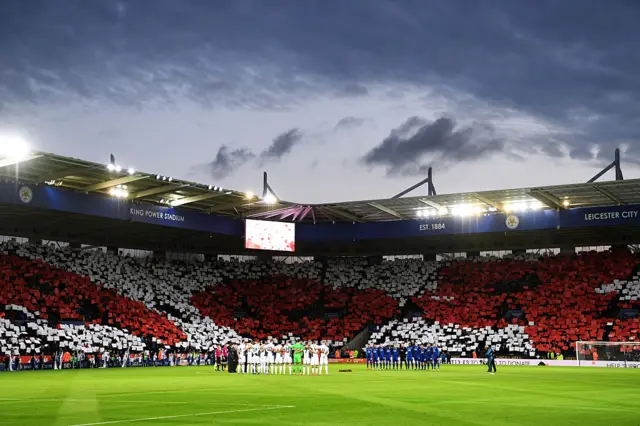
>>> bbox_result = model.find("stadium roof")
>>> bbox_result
[2,151,640,224]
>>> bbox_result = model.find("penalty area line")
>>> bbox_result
[67,405,296,426]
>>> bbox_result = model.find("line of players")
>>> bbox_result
[366,343,444,370]
[238,339,330,375]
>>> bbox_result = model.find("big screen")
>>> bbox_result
[245,219,295,252]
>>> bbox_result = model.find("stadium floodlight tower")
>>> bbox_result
[575,341,640,367]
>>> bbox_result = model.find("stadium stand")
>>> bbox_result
[325,257,439,307]
[2,237,640,364]
[368,249,640,357]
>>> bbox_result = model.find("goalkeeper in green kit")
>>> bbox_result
[290,341,305,374]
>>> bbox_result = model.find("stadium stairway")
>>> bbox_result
[343,326,371,351]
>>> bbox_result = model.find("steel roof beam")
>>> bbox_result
[208,199,260,213]
[321,206,362,222]
[368,202,404,219]
[130,184,189,200]
[83,175,148,192]
[419,199,446,211]
[593,184,625,205]
[529,189,564,209]
[170,192,227,207]
[36,166,90,182]
[471,193,505,212]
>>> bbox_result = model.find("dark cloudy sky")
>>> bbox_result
[1,0,639,203]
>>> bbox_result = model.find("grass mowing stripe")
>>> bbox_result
[66,405,296,426]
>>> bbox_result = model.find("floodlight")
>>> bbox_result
[0,132,31,161]
[245,191,254,199]
[263,193,277,204]
[563,199,570,207]
[416,210,423,218]
[114,165,122,172]
[127,168,135,175]
[107,163,116,172]
[108,187,128,198]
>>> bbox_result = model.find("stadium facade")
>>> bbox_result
[0,151,639,257]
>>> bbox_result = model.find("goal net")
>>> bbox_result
[576,341,640,367]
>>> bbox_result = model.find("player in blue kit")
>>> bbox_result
[413,345,422,370]
[373,345,380,369]
[432,345,441,370]
[426,345,433,370]
[406,343,413,370]
[421,345,428,370]
[384,346,392,369]
[392,345,399,370]
[366,345,373,369]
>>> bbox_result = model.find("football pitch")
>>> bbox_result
[1,365,639,425]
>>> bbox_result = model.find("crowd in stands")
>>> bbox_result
[1,239,639,371]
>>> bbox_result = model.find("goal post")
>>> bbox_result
[576,341,640,367]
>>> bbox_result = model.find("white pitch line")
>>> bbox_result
[67,405,295,426]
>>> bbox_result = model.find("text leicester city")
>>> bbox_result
[584,210,638,221]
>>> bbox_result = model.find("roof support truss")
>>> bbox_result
[36,165,89,183]
[419,199,446,211]
[83,175,148,192]
[208,199,260,213]
[129,184,189,200]
[320,206,362,222]
[368,202,404,219]
[593,184,625,205]
[471,193,505,212]
[529,189,564,209]
[170,192,227,207]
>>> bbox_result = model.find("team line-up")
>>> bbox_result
[366,343,446,370]
[237,340,331,375]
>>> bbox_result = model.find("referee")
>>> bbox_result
[485,345,497,374]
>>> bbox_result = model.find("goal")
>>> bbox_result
[576,341,640,367]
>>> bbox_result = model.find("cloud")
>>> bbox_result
[260,128,303,162]
[335,116,366,131]
[2,1,640,166]
[339,84,369,97]
[362,116,506,176]
[207,145,254,179]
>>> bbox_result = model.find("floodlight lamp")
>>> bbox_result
[0,132,31,161]
[563,199,570,207]
[416,210,423,218]
[107,163,116,172]
[127,167,135,175]
[114,165,122,173]
[245,191,254,199]
[263,193,277,204]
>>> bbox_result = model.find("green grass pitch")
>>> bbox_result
[1,365,639,425]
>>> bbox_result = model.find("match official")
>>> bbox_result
[485,345,496,374]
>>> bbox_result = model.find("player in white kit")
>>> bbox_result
[260,343,268,375]
[319,341,330,375]
[274,344,283,374]
[283,345,293,374]
[302,344,311,375]
[310,343,320,375]
[247,343,255,374]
